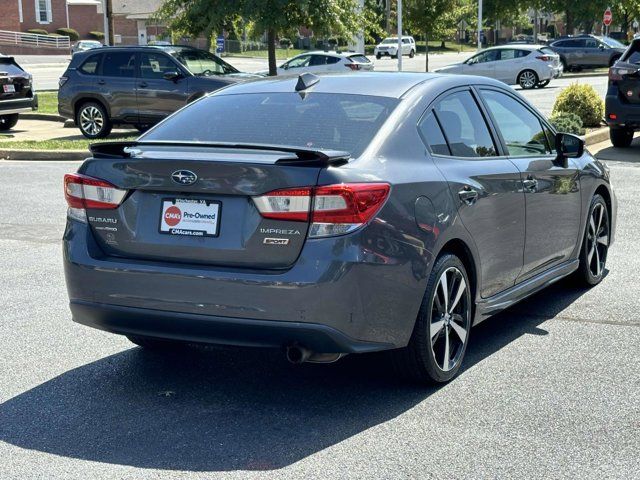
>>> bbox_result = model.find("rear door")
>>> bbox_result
[419,88,525,298]
[493,48,522,83]
[137,51,189,124]
[96,50,138,123]
[478,87,581,280]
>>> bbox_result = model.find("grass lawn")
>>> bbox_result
[0,134,137,151]
[36,91,59,115]
[225,48,307,60]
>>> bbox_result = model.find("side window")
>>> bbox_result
[140,53,177,79]
[325,56,340,65]
[309,55,328,66]
[79,53,101,75]
[516,49,531,58]
[434,91,497,158]
[481,90,551,156]
[499,49,516,60]
[477,50,499,63]
[101,52,136,78]
[585,39,598,48]
[286,55,311,69]
[418,112,450,156]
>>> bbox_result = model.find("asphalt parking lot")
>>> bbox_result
[0,149,638,479]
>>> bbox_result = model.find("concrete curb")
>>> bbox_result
[585,127,610,146]
[0,149,87,161]
[21,113,66,122]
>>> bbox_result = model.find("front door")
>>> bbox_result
[137,52,189,124]
[420,88,526,298]
[465,49,498,79]
[95,50,138,124]
[478,87,582,281]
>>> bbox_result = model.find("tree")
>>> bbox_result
[610,0,640,38]
[404,0,473,71]
[157,0,369,76]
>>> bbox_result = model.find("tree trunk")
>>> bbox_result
[385,0,391,34]
[425,33,429,72]
[565,10,573,35]
[267,28,277,76]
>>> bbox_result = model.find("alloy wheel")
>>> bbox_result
[80,106,104,136]
[519,71,537,89]
[587,202,609,278]
[430,267,470,372]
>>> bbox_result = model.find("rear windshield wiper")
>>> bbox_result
[89,141,351,166]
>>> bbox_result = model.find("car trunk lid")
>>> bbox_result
[78,142,348,269]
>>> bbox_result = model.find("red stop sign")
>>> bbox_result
[603,8,612,26]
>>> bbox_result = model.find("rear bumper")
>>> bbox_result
[70,300,391,353]
[0,94,37,115]
[605,93,640,129]
[64,219,425,351]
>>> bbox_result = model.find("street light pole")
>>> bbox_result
[478,0,483,50]
[397,0,403,71]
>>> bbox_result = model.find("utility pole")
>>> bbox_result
[102,0,110,45]
[106,0,114,46]
[397,0,402,71]
[533,10,538,43]
[478,0,483,50]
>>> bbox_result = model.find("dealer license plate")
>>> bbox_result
[159,198,221,237]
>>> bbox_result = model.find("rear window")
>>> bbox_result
[349,54,370,63]
[143,93,398,157]
[0,59,24,76]
[539,47,555,55]
[622,41,640,64]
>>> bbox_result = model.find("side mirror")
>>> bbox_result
[555,132,584,167]
[163,70,181,82]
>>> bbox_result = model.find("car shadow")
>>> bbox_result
[594,136,640,162]
[56,130,139,142]
[0,278,589,472]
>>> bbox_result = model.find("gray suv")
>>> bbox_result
[549,35,626,70]
[63,72,616,384]
[58,45,257,138]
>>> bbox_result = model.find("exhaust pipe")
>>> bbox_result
[286,345,346,364]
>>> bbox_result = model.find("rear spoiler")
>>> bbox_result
[89,141,350,167]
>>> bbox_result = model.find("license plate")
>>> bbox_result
[159,198,221,237]
[3,84,15,93]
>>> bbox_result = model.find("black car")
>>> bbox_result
[549,35,626,70]
[0,55,38,131]
[606,38,640,147]
[58,45,257,138]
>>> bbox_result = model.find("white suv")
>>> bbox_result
[374,36,416,59]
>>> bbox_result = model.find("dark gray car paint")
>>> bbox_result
[64,72,617,352]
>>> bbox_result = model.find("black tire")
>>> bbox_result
[574,194,610,286]
[409,49,415,58]
[609,127,634,148]
[392,253,472,384]
[518,69,539,89]
[376,53,381,60]
[560,58,568,71]
[127,335,187,351]
[77,101,112,139]
[0,114,19,131]
[536,79,550,88]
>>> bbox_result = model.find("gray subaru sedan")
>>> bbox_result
[63,72,616,383]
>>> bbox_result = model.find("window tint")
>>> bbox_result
[481,90,551,156]
[585,39,598,48]
[499,49,516,60]
[309,55,328,66]
[349,54,370,63]
[142,93,398,158]
[543,125,556,154]
[79,53,101,75]
[515,49,531,58]
[286,55,311,68]
[419,112,450,155]
[623,41,640,64]
[0,59,25,76]
[326,56,340,64]
[434,91,497,158]
[475,50,499,63]
[102,52,136,78]
[170,48,237,75]
[140,53,177,79]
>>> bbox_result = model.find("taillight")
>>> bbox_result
[536,55,550,61]
[252,183,390,238]
[64,173,127,221]
[59,76,68,87]
[609,66,638,82]
[345,62,361,71]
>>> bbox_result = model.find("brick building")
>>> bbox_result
[0,1,103,39]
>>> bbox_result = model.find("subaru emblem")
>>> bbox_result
[171,170,198,185]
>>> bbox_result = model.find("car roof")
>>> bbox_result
[212,72,508,99]
[484,44,544,51]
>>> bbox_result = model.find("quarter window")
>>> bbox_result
[79,54,101,75]
[418,112,450,156]
[101,52,136,78]
[433,91,497,158]
[481,90,551,156]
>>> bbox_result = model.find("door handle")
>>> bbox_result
[138,82,148,88]
[523,176,538,192]
[97,79,105,85]
[458,187,478,205]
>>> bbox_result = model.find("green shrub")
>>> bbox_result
[26,29,49,36]
[279,38,292,48]
[550,112,585,135]
[89,31,105,40]
[552,83,604,128]
[56,28,80,41]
